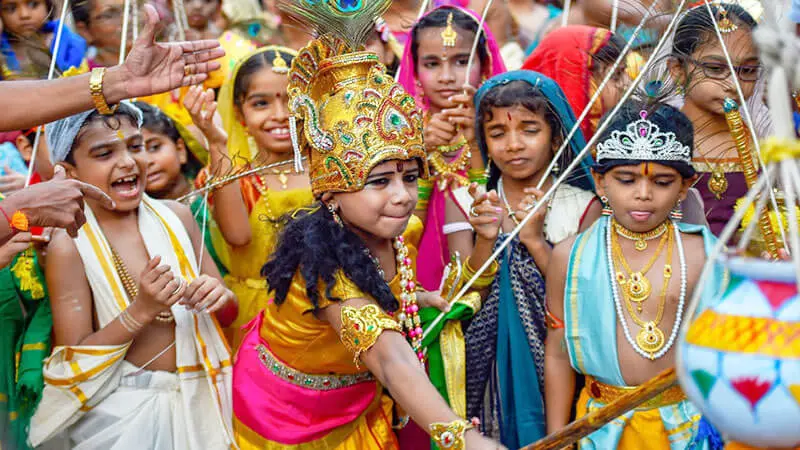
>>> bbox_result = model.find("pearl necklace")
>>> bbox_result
[605,218,686,360]
[392,236,425,365]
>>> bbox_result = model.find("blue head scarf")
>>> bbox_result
[474,70,595,192]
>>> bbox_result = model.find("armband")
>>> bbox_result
[340,304,402,366]
[429,419,475,449]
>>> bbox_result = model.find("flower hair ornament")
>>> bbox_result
[595,110,692,164]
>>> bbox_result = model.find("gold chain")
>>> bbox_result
[611,221,674,357]
[110,247,175,323]
[613,220,668,251]
[427,138,471,177]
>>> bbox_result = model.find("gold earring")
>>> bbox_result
[327,203,343,227]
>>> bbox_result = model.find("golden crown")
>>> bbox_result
[280,0,428,196]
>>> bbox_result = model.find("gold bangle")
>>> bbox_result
[89,67,118,115]
[463,256,499,290]
[429,419,474,449]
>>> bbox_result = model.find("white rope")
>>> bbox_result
[535,0,655,191]
[611,0,619,32]
[26,0,70,188]
[702,0,788,247]
[422,0,691,339]
[119,0,131,64]
[561,0,571,27]
[463,0,494,88]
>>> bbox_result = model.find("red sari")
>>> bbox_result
[522,25,612,141]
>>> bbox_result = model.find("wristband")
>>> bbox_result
[0,206,29,233]
[89,67,119,115]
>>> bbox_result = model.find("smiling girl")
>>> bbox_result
[184,46,313,350]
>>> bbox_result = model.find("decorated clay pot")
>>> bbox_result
[678,257,800,448]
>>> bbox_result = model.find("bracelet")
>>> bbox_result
[119,309,144,333]
[89,67,118,115]
[0,206,29,233]
[415,199,429,211]
[467,168,488,185]
[463,256,499,291]
[429,419,475,449]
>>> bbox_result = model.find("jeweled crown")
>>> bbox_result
[596,110,692,164]
[280,0,428,196]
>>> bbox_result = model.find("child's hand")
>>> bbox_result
[468,183,503,242]
[424,111,459,150]
[442,86,477,143]
[135,256,187,320]
[0,232,32,269]
[181,274,234,314]
[416,290,451,312]
[183,86,227,148]
[0,170,27,196]
[515,187,549,248]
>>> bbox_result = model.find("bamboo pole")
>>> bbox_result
[520,369,678,450]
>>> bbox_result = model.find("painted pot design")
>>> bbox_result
[678,258,800,448]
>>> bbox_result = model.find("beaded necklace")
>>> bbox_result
[251,173,281,231]
[606,218,686,361]
[391,236,425,365]
[110,247,175,323]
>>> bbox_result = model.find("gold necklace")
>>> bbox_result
[427,137,471,177]
[252,174,281,230]
[612,222,674,356]
[110,248,175,323]
[613,220,669,251]
[270,167,293,190]
[611,219,669,310]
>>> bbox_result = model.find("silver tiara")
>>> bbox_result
[596,110,692,164]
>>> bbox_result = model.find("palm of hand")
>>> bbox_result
[123,41,184,98]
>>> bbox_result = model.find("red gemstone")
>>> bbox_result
[590,382,602,399]
[353,323,360,330]
[288,374,295,380]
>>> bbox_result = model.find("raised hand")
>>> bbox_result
[514,187,549,248]
[181,274,234,314]
[442,86,477,143]
[468,183,503,243]
[425,111,460,150]
[119,4,225,99]
[183,85,227,148]
[3,165,114,238]
[134,256,186,320]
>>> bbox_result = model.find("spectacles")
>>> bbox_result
[688,58,762,82]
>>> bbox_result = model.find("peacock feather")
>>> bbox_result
[276,0,391,51]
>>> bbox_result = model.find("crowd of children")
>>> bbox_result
[0,0,793,449]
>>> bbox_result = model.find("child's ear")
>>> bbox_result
[592,169,606,197]
[176,138,188,165]
[58,162,78,179]
[667,57,688,89]
[679,174,698,201]
[14,134,33,163]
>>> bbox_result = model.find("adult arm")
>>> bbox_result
[544,236,577,434]
[0,4,224,132]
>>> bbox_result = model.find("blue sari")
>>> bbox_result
[465,70,594,448]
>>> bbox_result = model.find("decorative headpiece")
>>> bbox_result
[272,50,289,74]
[717,6,739,33]
[596,110,692,164]
[280,0,428,197]
[441,13,458,47]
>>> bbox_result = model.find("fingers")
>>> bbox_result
[182,49,226,66]
[177,39,224,56]
[468,182,485,201]
[183,85,202,111]
[181,72,211,88]
[183,276,215,310]
[78,181,115,209]
[196,284,226,312]
[139,4,159,45]
[425,293,451,312]
[140,256,163,282]
[51,164,66,180]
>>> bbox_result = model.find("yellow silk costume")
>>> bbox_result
[234,217,423,450]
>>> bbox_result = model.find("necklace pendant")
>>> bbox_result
[627,272,651,303]
[634,239,647,251]
[636,322,666,360]
[278,172,289,190]
[708,170,728,200]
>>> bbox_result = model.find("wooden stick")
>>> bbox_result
[520,369,678,450]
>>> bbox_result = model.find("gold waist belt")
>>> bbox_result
[585,376,687,411]
[256,344,374,391]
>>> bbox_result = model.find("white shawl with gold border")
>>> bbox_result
[29,197,233,449]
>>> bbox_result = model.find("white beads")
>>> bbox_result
[606,219,687,361]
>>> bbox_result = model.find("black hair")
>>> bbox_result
[410,7,489,75]
[593,100,696,178]
[66,108,141,165]
[133,101,204,178]
[476,80,564,190]
[591,32,626,74]
[71,0,92,25]
[262,204,399,312]
[672,3,757,58]
[233,49,296,110]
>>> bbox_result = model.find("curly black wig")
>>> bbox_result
[262,204,399,312]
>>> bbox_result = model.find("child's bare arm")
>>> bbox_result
[544,237,577,434]
[184,86,252,247]
[46,231,174,347]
